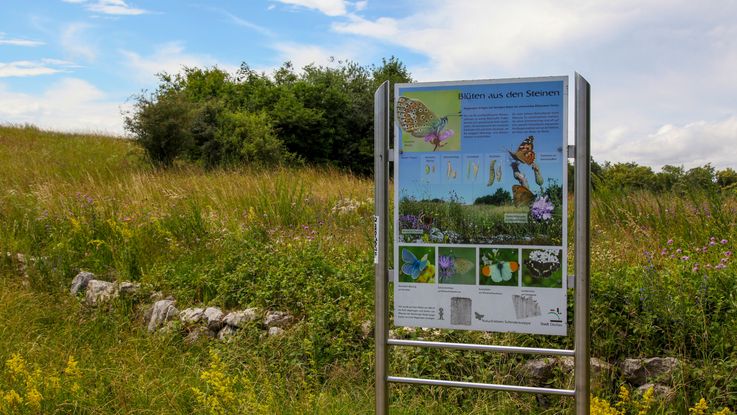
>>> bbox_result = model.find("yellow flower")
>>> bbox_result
[25,387,42,410]
[714,408,733,415]
[689,398,708,415]
[3,390,23,407]
[590,395,619,415]
[64,356,81,378]
[5,353,27,379]
[635,386,654,415]
[615,385,630,408]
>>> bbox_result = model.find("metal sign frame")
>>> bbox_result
[373,73,590,415]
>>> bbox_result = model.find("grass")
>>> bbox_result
[1,124,737,413]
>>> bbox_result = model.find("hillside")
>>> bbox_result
[1,125,736,414]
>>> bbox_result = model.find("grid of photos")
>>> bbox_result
[398,245,562,288]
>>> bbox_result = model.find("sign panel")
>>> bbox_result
[393,77,568,335]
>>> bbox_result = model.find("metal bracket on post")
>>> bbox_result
[374,81,390,415]
[574,73,591,415]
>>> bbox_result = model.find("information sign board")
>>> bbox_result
[394,77,568,335]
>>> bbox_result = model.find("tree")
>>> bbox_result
[474,188,512,205]
[717,168,737,189]
[124,89,194,166]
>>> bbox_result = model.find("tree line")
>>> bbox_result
[124,58,411,174]
[124,57,737,193]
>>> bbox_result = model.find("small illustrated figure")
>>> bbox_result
[438,307,444,320]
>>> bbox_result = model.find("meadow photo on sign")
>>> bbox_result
[397,80,566,246]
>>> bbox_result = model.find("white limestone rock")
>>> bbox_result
[70,271,95,295]
[147,299,179,332]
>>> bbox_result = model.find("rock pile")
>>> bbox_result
[69,270,295,342]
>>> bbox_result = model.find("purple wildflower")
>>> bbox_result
[667,239,674,245]
[530,196,554,222]
[721,239,728,245]
[438,255,455,279]
[681,256,689,261]
[709,241,716,246]
[726,251,733,257]
[692,263,699,272]
[716,263,726,270]
[676,248,682,254]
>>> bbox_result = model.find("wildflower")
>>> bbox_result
[692,264,699,272]
[637,386,654,414]
[615,385,629,408]
[3,390,22,406]
[5,353,27,379]
[667,239,674,245]
[530,196,554,222]
[660,248,667,255]
[710,241,717,246]
[726,251,733,257]
[689,397,708,415]
[64,356,81,378]
[721,239,728,245]
[681,256,690,261]
[438,255,455,279]
[26,387,42,410]
[676,248,683,254]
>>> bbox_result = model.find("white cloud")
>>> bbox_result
[0,33,44,47]
[327,0,737,168]
[0,78,125,134]
[274,0,348,16]
[333,0,647,80]
[120,42,238,86]
[271,41,368,70]
[60,23,97,62]
[63,0,149,15]
[596,115,737,170]
[0,59,79,78]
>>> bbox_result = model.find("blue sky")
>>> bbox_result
[1,0,736,169]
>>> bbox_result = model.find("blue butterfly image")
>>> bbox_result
[401,248,429,280]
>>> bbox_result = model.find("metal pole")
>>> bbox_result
[374,81,390,415]
[574,73,591,415]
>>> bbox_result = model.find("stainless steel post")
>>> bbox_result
[574,73,591,415]
[374,81,390,415]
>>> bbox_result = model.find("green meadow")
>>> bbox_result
[1,124,737,414]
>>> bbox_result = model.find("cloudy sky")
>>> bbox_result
[1,0,736,169]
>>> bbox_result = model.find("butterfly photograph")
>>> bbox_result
[397,90,461,152]
[398,246,436,283]
[508,135,536,165]
[521,248,563,288]
[437,247,476,285]
[479,248,519,286]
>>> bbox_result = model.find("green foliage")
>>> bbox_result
[473,188,512,205]
[4,126,737,413]
[124,89,194,166]
[125,58,412,173]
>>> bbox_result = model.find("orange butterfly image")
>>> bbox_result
[509,136,535,165]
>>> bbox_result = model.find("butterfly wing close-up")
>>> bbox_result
[509,135,536,165]
[401,248,428,280]
[525,259,561,279]
[397,96,447,138]
[512,185,535,207]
